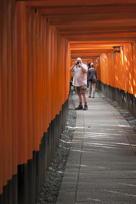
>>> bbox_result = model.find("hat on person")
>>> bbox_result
[76,57,82,63]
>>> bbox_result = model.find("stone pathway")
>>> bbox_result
[56,92,136,204]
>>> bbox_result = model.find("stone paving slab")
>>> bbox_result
[56,93,136,204]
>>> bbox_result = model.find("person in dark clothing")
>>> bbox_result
[87,62,97,98]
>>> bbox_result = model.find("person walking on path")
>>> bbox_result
[71,57,88,110]
[87,62,97,98]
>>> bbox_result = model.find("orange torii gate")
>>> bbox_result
[0,0,136,203]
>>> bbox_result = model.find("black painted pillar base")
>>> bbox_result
[0,175,18,204]
[0,100,68,204]
[98,81,136,117]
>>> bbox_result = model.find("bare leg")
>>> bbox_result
[77,93,82,104]
[82,93,87,103]
[89,81,92,97]
[91,83,96,98]
[75,93,83,110]
[75,87,82,104]
[82,93,88,110]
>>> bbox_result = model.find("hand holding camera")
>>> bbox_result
[76,61,81,66]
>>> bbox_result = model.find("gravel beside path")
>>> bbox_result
[37,96,76,204]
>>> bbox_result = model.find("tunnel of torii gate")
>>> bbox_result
[0,0,136,203]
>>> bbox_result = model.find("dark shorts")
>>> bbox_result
[75,85,87,94]
[88,79,97,83]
